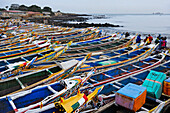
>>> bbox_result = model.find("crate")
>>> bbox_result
[142,70,166,99]
[115,83,147,112]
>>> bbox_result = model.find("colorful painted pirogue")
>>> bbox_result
[0,25,69,42]
[18,51,169,113]
[0,69,96,113]
[0,27,98,51]
[77,52,170,113]
[0,28,86,48]
[0,28,100,53]
[25,85,104,113]
[0,19,169,113]
[72,44,157,73]
[0,53,91,97]
[0,34,120,78]
[60,34,134,57]
[0,42,51,60]
[0,41,72,80]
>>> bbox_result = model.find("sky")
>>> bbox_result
[0,0,170,14]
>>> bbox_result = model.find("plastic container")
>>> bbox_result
[142,70,166,99]
[163,77,170,95]
[115,83,147,112]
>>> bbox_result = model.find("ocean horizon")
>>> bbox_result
[86,14,170,35]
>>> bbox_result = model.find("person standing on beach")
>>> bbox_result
[161,37,167,50]
[154,36,161,52]
[155,37,160,44]
[125,32,130,37]
[157,34,161,39]
[136,34,141,43]
[144,36,147,43]
[145,34,153,45]
[159,37,163,50]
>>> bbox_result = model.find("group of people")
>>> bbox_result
[135,34,153,44]
[155,34,167,50]
[135,34,167,50]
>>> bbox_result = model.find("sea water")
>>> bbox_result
[86,14,170,46]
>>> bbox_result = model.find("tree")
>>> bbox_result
[19,5,28,11]
[28,5,42,12]
[9,4,19,10]
[42,6,52,12]
[0,8,6,11]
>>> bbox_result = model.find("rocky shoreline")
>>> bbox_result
[53,22,123,28]
[28,13,123,28]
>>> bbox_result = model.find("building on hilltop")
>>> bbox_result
[27,11,43,18]
[0,10,44,19]
[54,10,62,16]
[10,4,20,10]
[42,12,51,17]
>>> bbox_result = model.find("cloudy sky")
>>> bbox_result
[1,0,170,14]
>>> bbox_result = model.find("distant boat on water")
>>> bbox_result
[152,12,163,15]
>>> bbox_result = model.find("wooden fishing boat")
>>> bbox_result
[58,32,117,48]
[0,27,97,49]
[77,52,170,113]
[93,71,170,113]
[0,21,58,34]
[2,25,71,41]
[0,24,70,44]
[25,85,104,113]
[58,36,141,62]
[50,29,101,44]
[21,51,169,113]
[0,35,45,49]
[72,44,156,73]
[1,25,98,47]
[60,34,134,57]
[0,25,65,42]
[0,45,62,67]
[0,56,38,79]
[79,51,168,90]
[0,69,96,113]
[32,26,72,35]
[0,59,78,97]
[0,42,51,60]
[0,53,91,97]
[0,26,18,33]
[0,40,47,52]
[0,28,77,49]
[0,41,72,79]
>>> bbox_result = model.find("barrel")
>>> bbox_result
[163,77,170,95]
